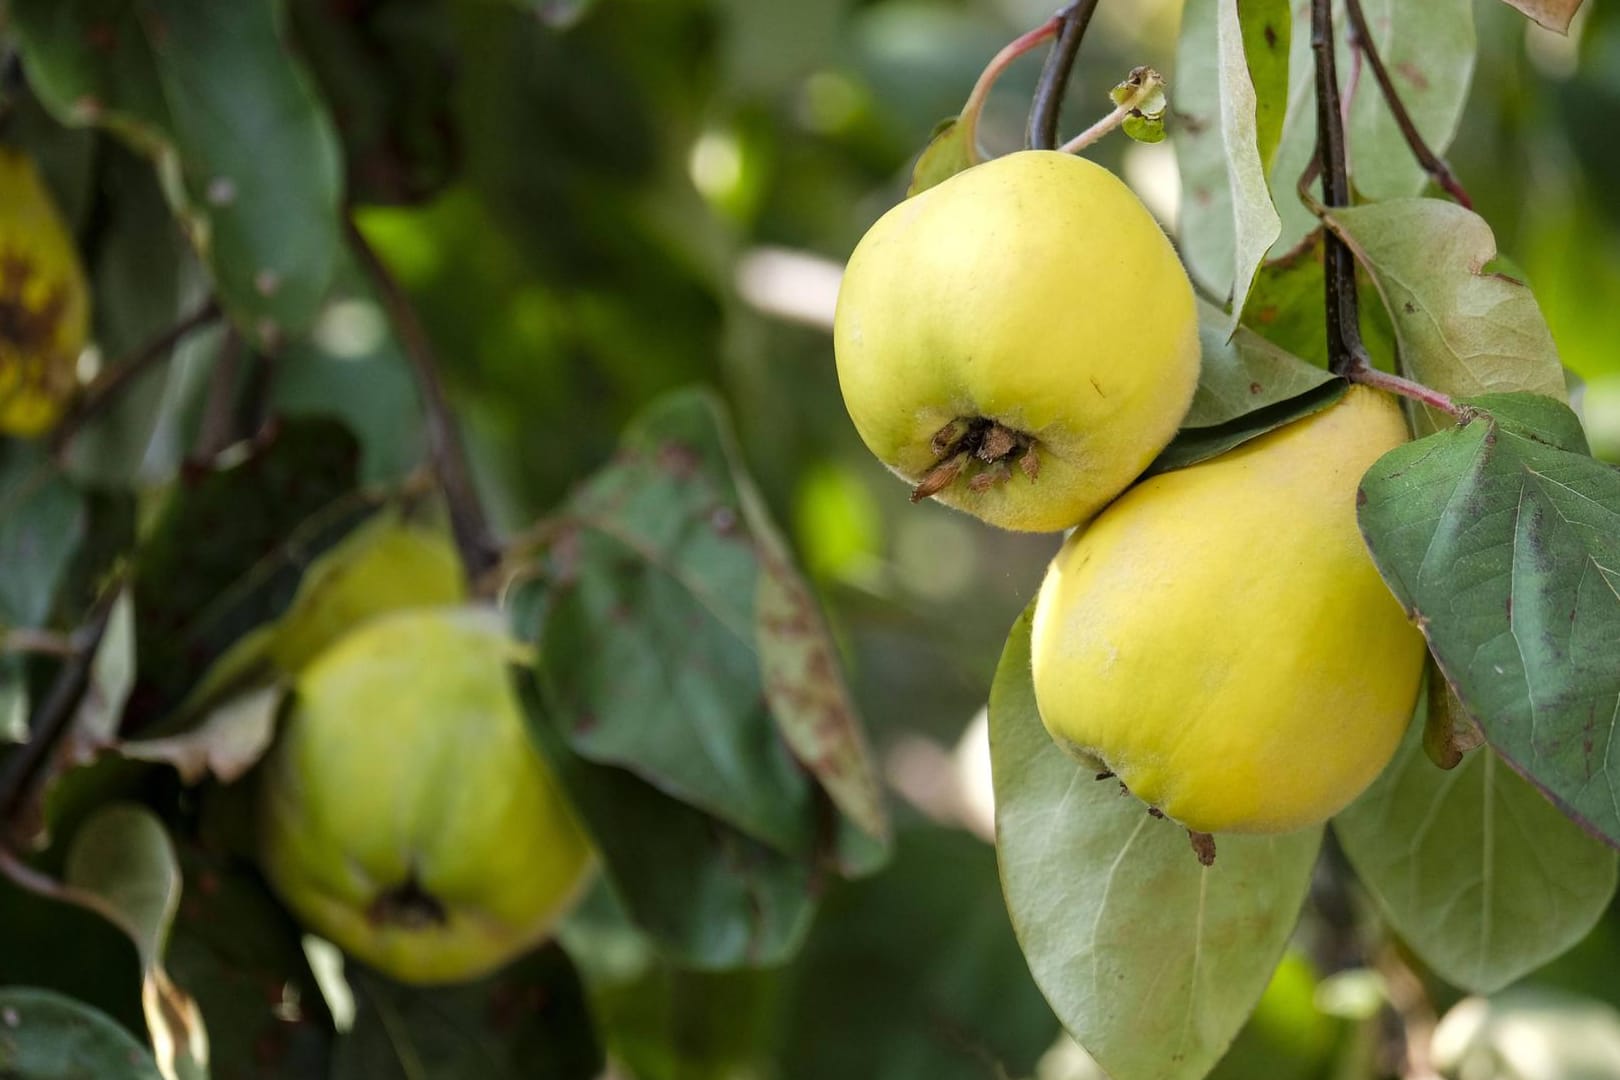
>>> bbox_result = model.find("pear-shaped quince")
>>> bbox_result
[0,147,89,437]
[833,150,1200,532]
[1030,387,1426,834]
[258,606,593,985]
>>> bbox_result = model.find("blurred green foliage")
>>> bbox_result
[5,0,1620,1076]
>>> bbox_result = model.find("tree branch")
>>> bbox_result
[1311,0,1361,378]
[49,299,222,461]
[1344,0,1473,209]
[0,586,119,851]
[1026,0,1101,151]
[346,220,500,581]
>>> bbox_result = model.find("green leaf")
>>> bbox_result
[1185,299,1333,428]
[1347,0,1475,202]
[1242,233,1399,371]
[64,147,197,490]
[0,441,86,631]
[334,945,602,1080]
[511,636,819,970]
[0,877,145,1040]
[1173,0,1283,323]
[64,804,180,970]
[63,804,208,1080]
[522,388,886,863]
[906,116,974,198]
[1334,718,1617,993]
[779,827,1059,1080]
[163,843,336,1077]
[0,987,162,1079]
[1149,380,1346,478]
[11,0,346,346]
[1238,0,1290,172]
[130,418,366,722]
[989,605,1323,1080]
[1357,393,1620,850]
[1325,200,1567,430]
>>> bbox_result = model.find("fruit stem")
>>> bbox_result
[1056,67,1164,155]
[958,15,1064,162]
[1343,0,1473,209]
[1026,0,1102,151]
[348,219,501,583]
[1342,366,1466,418]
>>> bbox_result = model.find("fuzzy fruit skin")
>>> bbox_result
[0,148,89,437]
[259,607,593,985]
[1030,387,1425,834]
[833,150,1199,532]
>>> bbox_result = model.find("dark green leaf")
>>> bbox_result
[0,875,145,1039]
[990,605,1322,1080]
[779,827,1059,1080]
[1335,715,1617,992]
[1185,298,1333,428]
[12,0,346,345]
[510,647,818,970]
[1357,393,1620,849]
[333,945,601,1080]
[130,418,366,723]
[0,442,86,630]
[164,843,336,1078]
[523,388,885,862]
[1148,379,1347,477]
[0,987,161,1079]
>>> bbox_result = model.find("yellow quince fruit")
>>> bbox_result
[833,150,1200,532]
[258,606,594,985]
[0,147,89,437]
[1030,387,1426,834]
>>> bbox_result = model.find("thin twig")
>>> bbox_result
[1026,0,1100,151]
[346,220,500,581]
[0,629,78,658]
[1344,0,1473,209]
[1056,69,1163,155]
[958,16,1063,162]
[49,298,222,461]
[0,586,120,851]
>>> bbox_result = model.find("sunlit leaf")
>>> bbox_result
[1335,719,1617,992]
[907,116,975,197]
[1326,199,1566,431]
[1347,0,1475,202]
[1173,0,1283,321]
[1357,393,1620,850]
[990,606,1322,1080]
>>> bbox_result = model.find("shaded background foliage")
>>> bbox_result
[4,0,1620,1077]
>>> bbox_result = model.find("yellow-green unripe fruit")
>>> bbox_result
[0,147,89,437]
[833,150,1200,532]
[258,607,593,985]
[1030,387,1426,834]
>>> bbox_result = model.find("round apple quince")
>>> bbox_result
[258,606,593,985]
[0,147,90,438]
[833,149,1200,532]
[1030,387,1426,835]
